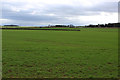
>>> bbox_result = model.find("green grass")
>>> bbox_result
[2,28,118,78]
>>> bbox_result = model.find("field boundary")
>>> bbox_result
[1,78,119,80]
[0,28,80,31]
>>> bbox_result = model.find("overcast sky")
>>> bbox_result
[1,0,119,26]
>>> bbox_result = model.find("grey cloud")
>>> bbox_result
[91,2,118,12]
[2,7,77,25]
[43,5,100,16]
[2,4,83,25]
[2,1,118,26]
[45,2,117,16]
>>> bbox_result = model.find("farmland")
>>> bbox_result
[2,28,118,78]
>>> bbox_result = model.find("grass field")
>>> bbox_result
[2,28,118,78]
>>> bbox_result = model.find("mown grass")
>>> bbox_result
[2,28,118,78]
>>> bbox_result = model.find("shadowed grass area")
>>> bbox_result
[2,28,118,78]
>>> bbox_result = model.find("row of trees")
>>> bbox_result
[85,23,120,28]
[3,23,120,28]
[48,24,75,28]
[3,25,19,27]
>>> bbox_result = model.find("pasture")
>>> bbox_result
[2,28,118,78]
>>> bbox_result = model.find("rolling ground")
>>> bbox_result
[2,28,118,78]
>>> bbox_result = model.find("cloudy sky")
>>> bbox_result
[1,0,119,26]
